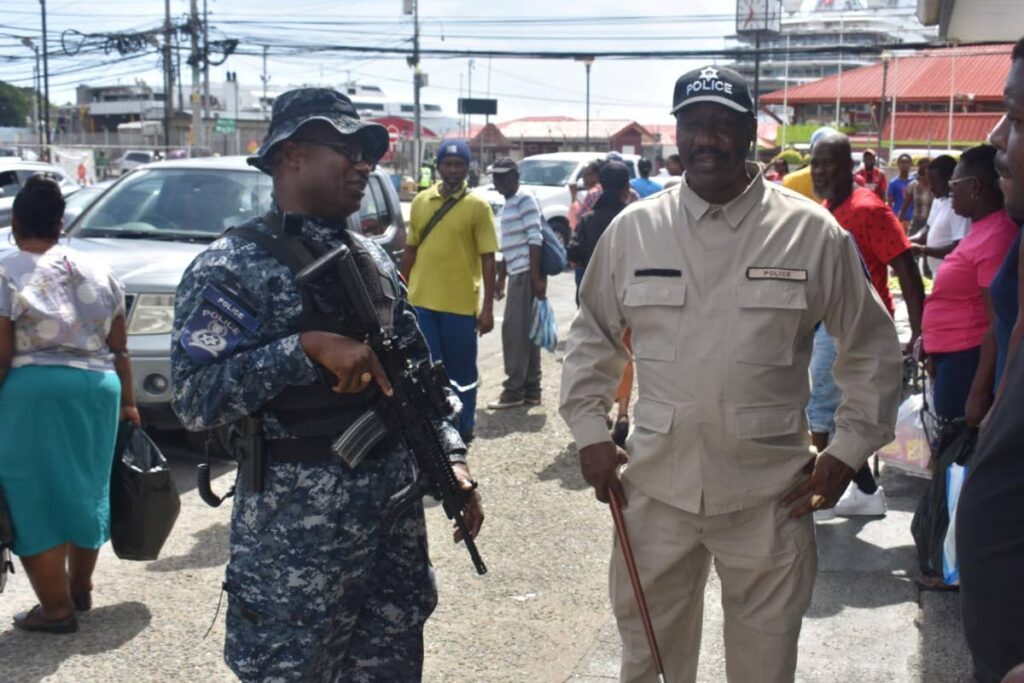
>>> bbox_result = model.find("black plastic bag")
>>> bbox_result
[0,485,15,592]
[911,420,977,578]
[110,422,181,561]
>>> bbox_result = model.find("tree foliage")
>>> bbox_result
[0,81,34,128]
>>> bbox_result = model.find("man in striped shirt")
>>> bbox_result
[489,157,546,409]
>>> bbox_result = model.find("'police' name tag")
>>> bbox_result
[179,284,259,363]
[746,267,808,282]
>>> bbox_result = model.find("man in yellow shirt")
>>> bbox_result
[401,139,498,442]
[782,126,836,201]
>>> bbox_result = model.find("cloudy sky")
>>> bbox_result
[0,0,906,128]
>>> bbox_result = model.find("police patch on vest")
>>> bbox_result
[746,267,808,282]
[179,284,260,363]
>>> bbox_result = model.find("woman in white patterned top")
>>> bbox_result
[0,176,139,634]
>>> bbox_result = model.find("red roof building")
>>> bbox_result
[760,44,1012,150]
[761,44,1012,108]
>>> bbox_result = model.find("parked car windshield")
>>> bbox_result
[62,184,109,225]
[72,168,272,241]
[517,160,579,187]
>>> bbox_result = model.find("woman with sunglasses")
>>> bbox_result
[920,145,1018,431]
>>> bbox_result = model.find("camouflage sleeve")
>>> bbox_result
[170,252,317,432]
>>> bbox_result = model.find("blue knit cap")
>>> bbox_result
[436,139,471,165]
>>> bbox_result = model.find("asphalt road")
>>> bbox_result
[0,264,974,682]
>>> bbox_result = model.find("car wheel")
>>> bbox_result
[549,218,571,247]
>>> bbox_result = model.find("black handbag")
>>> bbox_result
[0,485,15,592]
[110,422,181,561]
[911,419,977,577]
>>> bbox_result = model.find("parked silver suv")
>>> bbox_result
[0,156,406,432]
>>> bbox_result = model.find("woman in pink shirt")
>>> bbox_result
[922,145,1018,423]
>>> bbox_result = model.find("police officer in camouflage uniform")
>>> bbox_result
[170,88,484,682]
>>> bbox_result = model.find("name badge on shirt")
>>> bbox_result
[746,267,808,282]
[180,284,259,363]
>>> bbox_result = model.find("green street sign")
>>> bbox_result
[214,118,236,134]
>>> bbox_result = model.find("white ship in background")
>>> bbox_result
[339,82,460,139]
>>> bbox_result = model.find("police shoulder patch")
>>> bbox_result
[179,283,260,363]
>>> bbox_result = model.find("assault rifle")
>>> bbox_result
[295,242,487,576]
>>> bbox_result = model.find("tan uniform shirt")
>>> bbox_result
[559,165,902,515]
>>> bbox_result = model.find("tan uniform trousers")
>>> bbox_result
[610,481,817,683]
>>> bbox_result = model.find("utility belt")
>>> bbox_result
[196,408,390,508]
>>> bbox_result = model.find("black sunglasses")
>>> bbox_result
[290,138,377,166]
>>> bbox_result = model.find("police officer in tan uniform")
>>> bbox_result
[559,66,903,683]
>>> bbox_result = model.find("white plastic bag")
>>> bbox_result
[942,463,967,586]
[877,393,932,478]
[530,299,557,352]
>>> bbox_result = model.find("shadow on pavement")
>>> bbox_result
[536,442,588,491]
[0,601,152,682]
[474,408,548,439]
[147,522,230,573]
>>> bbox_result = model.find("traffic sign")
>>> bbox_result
[214,118,237,134]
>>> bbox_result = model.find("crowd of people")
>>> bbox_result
[1,39,1023,683]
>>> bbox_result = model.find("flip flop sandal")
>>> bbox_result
[13,605,79,634]
[916,575,959,592]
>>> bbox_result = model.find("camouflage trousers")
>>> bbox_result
[223,448,437,682]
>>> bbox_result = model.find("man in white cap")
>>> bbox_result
[560,65,902,682]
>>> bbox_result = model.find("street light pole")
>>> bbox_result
[877,52,891,161]
[39,0,51,150]
[576,56,594,150]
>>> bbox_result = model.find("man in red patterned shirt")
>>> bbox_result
[807,131,926,516]
[855,148,889,201]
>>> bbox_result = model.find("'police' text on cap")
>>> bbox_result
[671,65,754,116]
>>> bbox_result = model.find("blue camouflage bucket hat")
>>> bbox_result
[246,87,389,175]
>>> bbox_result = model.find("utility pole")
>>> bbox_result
[39,0,51,150]
[163,0,173,150]
[202,0,210,129]
[190,0,202,153]
[410,0,422,176]
[261,45,270,119]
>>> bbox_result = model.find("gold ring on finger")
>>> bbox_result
[810,494,826,509]
[360,372,372,385]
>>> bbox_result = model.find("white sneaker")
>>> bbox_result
[813,507,837,521]
[833,484,887,516]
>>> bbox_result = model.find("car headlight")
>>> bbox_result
[127,293,176,335]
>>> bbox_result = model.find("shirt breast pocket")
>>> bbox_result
[734,281,807,366]
[622,281,686,362]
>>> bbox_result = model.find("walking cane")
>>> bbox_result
[608,486,667,683]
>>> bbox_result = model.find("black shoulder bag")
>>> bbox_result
[417,192,466,246]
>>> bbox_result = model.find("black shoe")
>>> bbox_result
[524,394,542,405]
[611,417,629,448]
[13,605,79,634]
[460,430,475,446]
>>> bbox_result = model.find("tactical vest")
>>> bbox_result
[228,212,398,438]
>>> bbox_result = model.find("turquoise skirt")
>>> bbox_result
[0,365,120,557]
